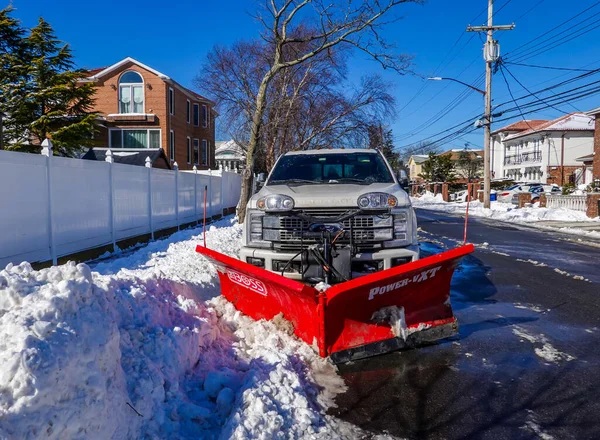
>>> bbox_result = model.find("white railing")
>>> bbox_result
[546,194,588,212]
[0,142,241,268]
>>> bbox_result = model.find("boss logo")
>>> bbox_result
[368,266,442,300]
[227,269,268,296]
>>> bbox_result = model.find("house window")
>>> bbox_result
[201,139,208,165]
[169,88,174,115]
[169,130,174,161]
[193,139,199,165]
[118,71,144,114]
[193,103,199,126]
[109,129,160,148]
[186,100,190,123]
[202,105,207,128]
[187,137,191,164]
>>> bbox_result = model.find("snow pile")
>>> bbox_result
[0,218,360,439]
[411,192,599,224]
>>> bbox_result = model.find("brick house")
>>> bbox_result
[80,57,216,170]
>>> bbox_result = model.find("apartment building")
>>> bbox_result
[491,113,595,185]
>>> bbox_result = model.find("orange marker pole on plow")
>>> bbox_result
[464,183,471,244]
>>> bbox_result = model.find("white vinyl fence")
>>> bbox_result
[545,194,588,212]
[0,143,241,268]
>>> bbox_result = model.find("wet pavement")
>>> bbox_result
[330,209,600,440]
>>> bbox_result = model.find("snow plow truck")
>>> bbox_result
[197,149,473,363]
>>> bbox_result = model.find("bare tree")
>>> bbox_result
[202,0,422,223]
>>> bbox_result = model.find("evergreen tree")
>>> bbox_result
[419,152,456,183]
[1,14,97,156]
[0,7,28,149]
[368,124,401,169]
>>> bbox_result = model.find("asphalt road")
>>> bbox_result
[331,209,600,440]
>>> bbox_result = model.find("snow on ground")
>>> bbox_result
[0,217,372,440]
[512,327,575,364]
[411,192,600,238]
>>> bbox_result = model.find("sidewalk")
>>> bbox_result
[533,221,600,232]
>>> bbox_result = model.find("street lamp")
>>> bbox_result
[427,76,491,208]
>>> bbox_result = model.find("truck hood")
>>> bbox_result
[250,182,410,209]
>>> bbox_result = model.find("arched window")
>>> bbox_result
[119,71,144,113]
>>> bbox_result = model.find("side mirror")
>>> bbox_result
[256,173,266,183]
[397,169,409,190]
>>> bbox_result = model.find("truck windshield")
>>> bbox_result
[267,152,394,185]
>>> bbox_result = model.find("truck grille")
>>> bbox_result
[264,208,393,250]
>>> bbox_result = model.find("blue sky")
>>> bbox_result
[10,0,600,150]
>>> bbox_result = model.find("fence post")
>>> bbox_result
[220,169,226,216]
[193,165,198,225]
[146,156,154,240]
[174,162,180,230]
[208,168,213,219]
[41,139,57,265]
[105,149,117,251]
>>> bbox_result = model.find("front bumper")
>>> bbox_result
[239,244,420,281]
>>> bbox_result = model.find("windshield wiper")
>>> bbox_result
[333,178,371,184]
[269,179,319,185]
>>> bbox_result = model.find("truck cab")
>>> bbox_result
[239,149,419,283]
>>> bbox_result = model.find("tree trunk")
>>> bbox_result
[237,72,274,223]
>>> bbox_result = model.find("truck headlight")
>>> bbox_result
[357,193,398,210]
[257,194,295,212]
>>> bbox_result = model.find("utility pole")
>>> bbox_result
[467,0,514,208]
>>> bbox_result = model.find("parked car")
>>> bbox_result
[451,188,496,203]
[497,183,541,203]
[510,184,561,205]
[451,190,469,202]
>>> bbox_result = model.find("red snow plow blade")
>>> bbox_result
[196,244,474,363]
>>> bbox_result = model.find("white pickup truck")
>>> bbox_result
[239,149,419,285]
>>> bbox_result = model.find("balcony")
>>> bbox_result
[521,151,542,163]
[504,155,522,165]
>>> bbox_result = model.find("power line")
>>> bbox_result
[503,61,596,72]
[514,0,546,21]
[500,61,579,113]
[398,6,488,114]
[504,2,600,59]
[498,64,537,130]
[510,15,600,63]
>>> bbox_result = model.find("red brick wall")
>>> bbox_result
[546,166,582,186]
[90,60,215,171]
[518,192,532,208]
[587,194,600,218]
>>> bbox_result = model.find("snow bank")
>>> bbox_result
[411,192,599,224]
[0,218,362,439]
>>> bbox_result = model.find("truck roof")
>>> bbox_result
[284,148,378,156]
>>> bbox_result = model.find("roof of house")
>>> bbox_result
[586,106,600,116]
[503,113,595,141]
[82,148,171,169]
[439,149,483,161]
[490,120,548,135]
[215,140,247,156]
[408,155,429,164]
[82,57,215,106]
